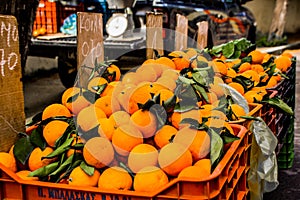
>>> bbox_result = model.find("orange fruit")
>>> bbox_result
[42,103,72,120]
[135,64,158,82]
[0,152,17,172]
[112,124,143,156]
[251,64,264,73]
[128,143,159,173]
[154,88,175,105]
[83,137,114,168]
[107,64,121,81]
[155,76,177,91]
[28,147,54,171]
[178,164,211,180]
[227,82,245,95]
[43,120,69,147]
[161,69,179,80]
[98,166,132,190]
[266,76,278,88]
[170,109,202,129]
[243,90,263,103]
[173,127,211,161]
[248,50,265,64]
[66,136,83,157]
[274,55,292,73]
[130,109,158,138]
[238,62,251,73]
[16,170,39,181]
[68,166,100,187]
[87,76,109,93]
[61,87,91,115]
[156,56,176,70]
[229,104,247,120]
[109,110,131,127]
[212,60,227,76]
[94,95,120,117]
[76,105,107,132]
[169,51,190,70]
[241,70,260,86]
[158,142,193,176]
[133,166,169,192]
[121,71,141,85]
[97,118,115,141]
[154,125,178,149]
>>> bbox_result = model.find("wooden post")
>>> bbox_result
[77,12,104,88]
[175,14,188,51]
[197,21,208,50]
[146,12,164,59]
[268,0,289,40]
[0,15,25,152]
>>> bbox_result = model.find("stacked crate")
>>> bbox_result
[33,0,57,34]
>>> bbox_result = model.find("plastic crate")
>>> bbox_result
[0,124,250,200]
[33,0,57,34]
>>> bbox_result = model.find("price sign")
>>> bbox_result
[0,15,25,152]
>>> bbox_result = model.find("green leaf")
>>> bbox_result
[43,137,74,159]
[163,94,177,113]
[262,97,294,116]
[54,124,76,148]
[209,128,224,170]
[180,118,208,130]
[150,104,167,130]
[231,50,241,59]
[82,90,100,104]
[67,93,79,103]
[220,128,240,144]
[92,83,108,95]
[80,161,95,176]
[14,136,35,165]
[49,154,74,177]
[222,41,235,58]
[174,102,197,112]
[26,112,42,126]
[30,126,46,150]
[193,84,210,103]
[29,161,59,178]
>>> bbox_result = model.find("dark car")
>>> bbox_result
[152,0,256,49]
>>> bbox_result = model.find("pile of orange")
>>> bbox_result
[0,44,294,193]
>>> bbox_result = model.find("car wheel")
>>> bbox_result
[57,58,77,88]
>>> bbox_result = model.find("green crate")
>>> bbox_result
[278,151,294,169]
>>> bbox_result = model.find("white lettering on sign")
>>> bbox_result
[78,13,103,60]
[0,20,19,76]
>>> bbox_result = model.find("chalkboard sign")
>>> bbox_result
[0,15,25,152]
[77,12,104,87]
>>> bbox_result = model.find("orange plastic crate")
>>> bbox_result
[33,0,57,34]
[0,124,250,200]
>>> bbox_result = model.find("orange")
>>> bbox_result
[128,144,159,173]
[135,64,158,82]
[97,118,115,141]
[248,50,265,64]
[229,104,247,120]
[241,70,260,86]
[43,120,69,147]
[130,109,158,138]
[274,55,292,73]
[68,166,100,187]
[266,76,278,88]
[112,124,144,156]
[169,50,190,70]
[83,137,114,168]
[87,76,108,93]
[61,87,91,115]
[170,109,202,129]
[161,69,179,80]
[156,56,176,70]
[121,71,141,85]
[101,81,119,97]
[178,165,210,180]
[224,67,237,83]
[28,147,54,171]
[173,127,211,161]
[251,64,264,73]
[16,170,39,181]
[0,152,17,172]
[154,88,175,105]
[227,82,245,95]
[238,62,251,73]
[158,142,193,176]
[66,136,83,157]
[243,90,263,103]
[42,103,72,120]
[262,53,272,63]
[155,76,177,91]
[107,64,121,81]
[98,166,132,190]
[94,95,120,117]
[109,110,131,127]
[133,166,169,192]
[76,105,107,132]
[154,125,178,149]
[212,60,227,76]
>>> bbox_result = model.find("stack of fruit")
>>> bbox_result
[0,39,294,194]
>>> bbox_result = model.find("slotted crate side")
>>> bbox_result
[0,124,250,200]
[33,0,57,34]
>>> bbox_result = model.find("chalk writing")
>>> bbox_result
[0,20,19,76]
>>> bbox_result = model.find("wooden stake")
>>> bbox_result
[175,14,188,51]
[197,21,208,50]
[146,12,164,59]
